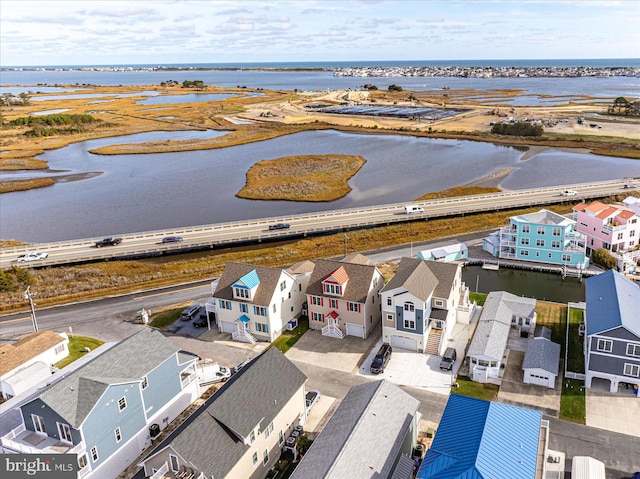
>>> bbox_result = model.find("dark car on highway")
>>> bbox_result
[162,236,183,243]
[370,344,392,374]
[180,304,201,321]
[268,223,291,231]
[95,237,123,247]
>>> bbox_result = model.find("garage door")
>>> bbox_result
[525,371,550,387]
[390,335,417,352]
[346,323,364,338]
[220,321,235,334]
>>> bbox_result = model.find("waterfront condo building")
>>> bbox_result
[483,209,589,269]
[573,198,640,273]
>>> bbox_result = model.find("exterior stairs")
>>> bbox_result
[425,330,442,355]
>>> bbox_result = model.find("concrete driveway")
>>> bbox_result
[587,378,640,438]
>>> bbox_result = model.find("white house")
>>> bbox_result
[0,331,69,400]
[214,262,308,343]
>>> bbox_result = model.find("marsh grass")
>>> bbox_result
[417,186,501,200]
[0,178,54,193]
[237,154,366,201]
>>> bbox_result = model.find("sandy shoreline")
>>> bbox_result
[465,167,515,189]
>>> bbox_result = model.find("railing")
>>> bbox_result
[232,329,256,343]
[322,324,344,339]
[150,461,169,479]
[180,370,198,388]
[78,464,92,478]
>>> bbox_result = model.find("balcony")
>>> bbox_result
[180,366,198,388]
[1,424,84,455]
[603,222,626,233]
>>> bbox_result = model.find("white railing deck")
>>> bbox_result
[322,324,345,339]
[232,329,257,343]
[150,461,169,479]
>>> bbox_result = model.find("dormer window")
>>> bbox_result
[232,269,260,301]
[322,266,349,297]
[323,283,343,296]
[234,287,249,299]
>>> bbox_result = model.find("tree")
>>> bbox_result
[591,248,617,270]
[608,96,630,115]
[388,84,403,92]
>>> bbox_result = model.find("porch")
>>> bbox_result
[232,314,257,343]
[1,423,85,456]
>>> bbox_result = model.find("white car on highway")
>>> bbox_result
[16,251,49,262]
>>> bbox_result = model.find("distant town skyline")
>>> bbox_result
[1,0,639,67]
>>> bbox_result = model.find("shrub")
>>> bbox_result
[591,248,617,270]
[491,122,543,137]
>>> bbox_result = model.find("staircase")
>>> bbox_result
[425,330,442,355]
[322,324,345,339]
[232,329,256,343]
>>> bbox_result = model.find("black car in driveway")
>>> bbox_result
[95,237,123,247]
[370,344,392,374]
[180,304,201,321]
[439,347,457,371]
[193,310,210,328]
[268,223,290,231]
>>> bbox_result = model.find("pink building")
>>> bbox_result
[573,198,640,273]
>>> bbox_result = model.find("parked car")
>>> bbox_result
[197,361,231,386]
[269,223,291,231]
[305,389,321,414]
[180,304,201,321]
[370,344,392,374]
[193,312,209,328]
[95,237,123,247]
[439,347,457,371]
[162,235,183,243]
[16,251,48,262]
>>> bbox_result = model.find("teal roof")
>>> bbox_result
[417,395,541,479]
[586,270,640,337]
[237,314,250,324]
[234,269,260,289]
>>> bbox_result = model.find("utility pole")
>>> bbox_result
[24,286,39,332]
[343,234,349,256]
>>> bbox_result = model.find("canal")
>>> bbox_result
[462,265,586,303]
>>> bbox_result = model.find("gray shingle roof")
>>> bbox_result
[38,329,180,427]
[306,259,380,302]
[290,380,419,479]
[214,262,287,307]
[523,337,560,375]
[468,291,536,361]
[155,347,307,479]
[381,257,459,302]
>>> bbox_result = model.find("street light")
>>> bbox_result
[24,286,39,332]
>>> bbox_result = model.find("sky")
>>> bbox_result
[1,0,639,66]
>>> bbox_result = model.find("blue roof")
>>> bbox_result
[585,270,640,337]
[416,395,541,479]
[237,314,250,324]
[233,269,260,289]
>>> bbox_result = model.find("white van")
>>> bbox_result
[561,190,578,197]
[404,204,424,214]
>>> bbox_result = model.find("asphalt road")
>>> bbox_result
[1,178,634,268]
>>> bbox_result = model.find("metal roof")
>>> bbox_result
[586,270,640,337]
[234,269,260,289]
[417,395,541,479]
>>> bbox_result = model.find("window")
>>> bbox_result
[254,306,267,316]
[91,447,99,463]
[386,314,393,322]
[311,296,323,306]
[239,303,248,313]
[324,283,342,295]
[521,250,529,256]
[141,376,148,390]
[58,422,72,443]
[54,344,66,354]
[631,230,636,237]
[78,455,88,470]
[114,427,122,443]
[548,253,552,258]
[169,454,179,472]
[32,414,46,434]
[552,227,561,236]
[255,323,269,333]
[434,300,443,307]
[624,363,640,377]
[536,239,545,247]
[562,254,571,262]
[347,302,361,313]
[313,312,323,322]
[278,430,284,445]
[273,304,276,313]
[218,299,232,310]
[118,397,127,411]
[387,297,392,306]
[627,344,640,357]
[537,226,545,235]
[597,339,613,352]
[617,232,624,240]
[520,238,530,246]
[280,280,287,291]
[263,449,269,466]
[263,421,274,439]
[404,302,414,312]
[329,299,338,309]
[252,452,258,466]
[522,225,530,233]
[551,241,560,248]
[404,319,416,330]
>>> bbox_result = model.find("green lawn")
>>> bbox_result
[453,375,499,401]
[559,378,586,423]
[469,292,487,306]
[149,307,183,329]
[55,335,104,369]
[566,307,585,373]
[270,316,309,354]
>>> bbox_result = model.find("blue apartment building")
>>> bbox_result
[483,209,589,268]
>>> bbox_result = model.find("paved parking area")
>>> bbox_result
[586,379,640,438]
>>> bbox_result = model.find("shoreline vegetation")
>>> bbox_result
[237,154,366,202]
[1,82,638,197]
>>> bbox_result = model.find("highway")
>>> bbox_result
[1,178,636,268]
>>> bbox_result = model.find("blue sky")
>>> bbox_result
[1,0,639,66]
